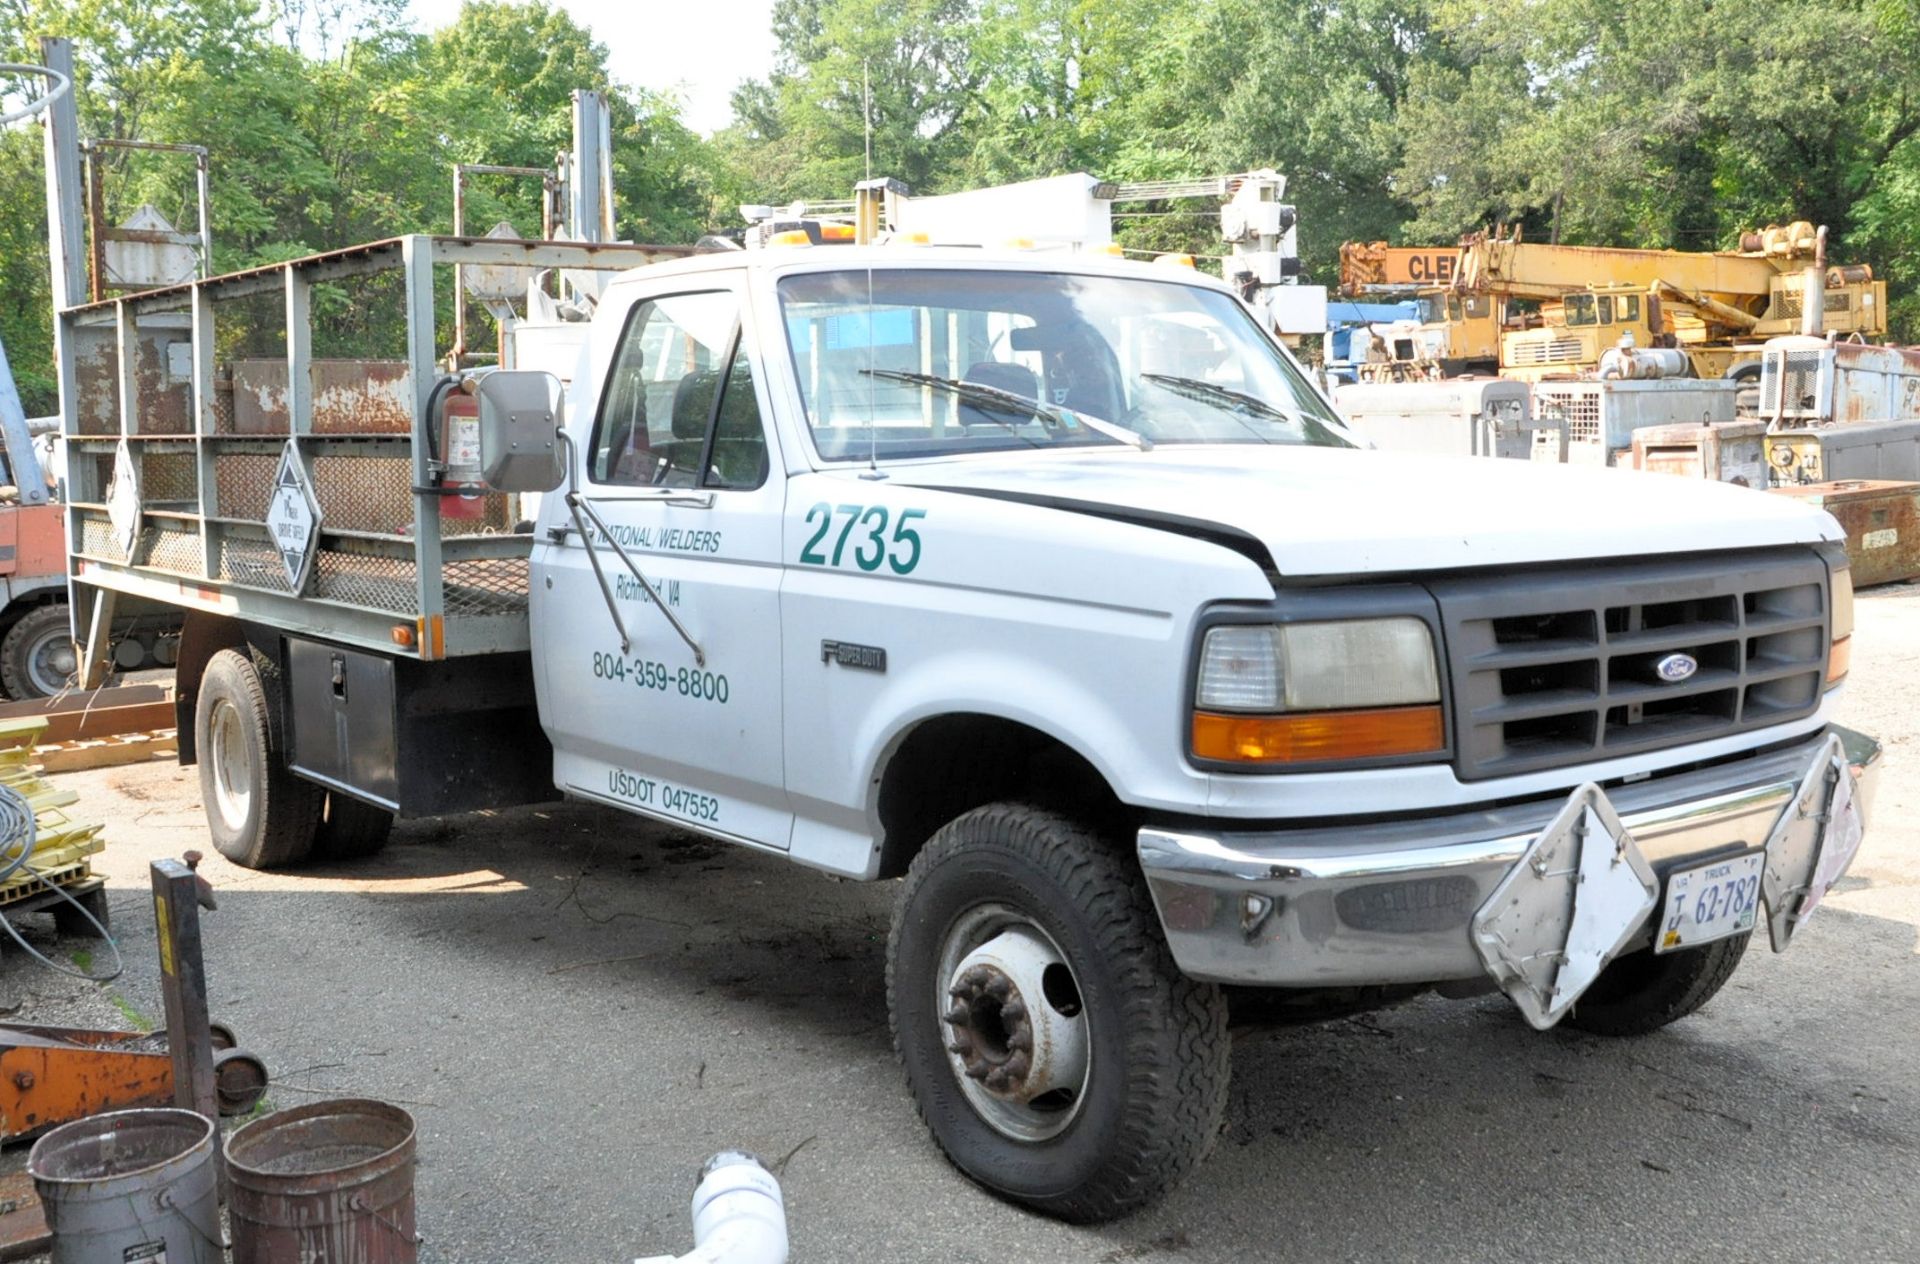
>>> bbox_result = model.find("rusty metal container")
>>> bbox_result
[225,1098,419,1263]
[1630,419,1769,486]
[230,359,413,434]
[1772,479,1920,587]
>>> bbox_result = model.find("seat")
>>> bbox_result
[959,361,1041,427]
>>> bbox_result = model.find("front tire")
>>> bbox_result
[888,803,1230,1222]
[0,603,78,700]
[195,648,321,869]
[1564,933,1749,1036]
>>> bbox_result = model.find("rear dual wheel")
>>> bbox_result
[196,648,393,868]
[889,804,1230,1223]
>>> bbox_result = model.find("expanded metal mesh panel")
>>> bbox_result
[213,454,277,520]
[312,456,414,535]
[217,537,293,592]
[274,456,511,537]
[77,515,125,562]
[212,381,237,435]
[140,453,198,504]
[442,558,531,618]
[138,527,205,576]
[312,551,417,614]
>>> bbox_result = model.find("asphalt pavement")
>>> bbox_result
[3,585,1915,1263]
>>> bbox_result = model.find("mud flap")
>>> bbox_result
[1761,731,1864,952]
[1470,784,1660,1031]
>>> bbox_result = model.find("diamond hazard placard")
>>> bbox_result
[265,440,322,593]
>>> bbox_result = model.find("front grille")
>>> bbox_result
[1434,549,1829,780]
[1510,337,1582,366]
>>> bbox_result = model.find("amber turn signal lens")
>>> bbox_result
[1193,705,1445,764]
[1826,635,1851,686]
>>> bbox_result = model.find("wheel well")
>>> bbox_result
[173,612,253,765]
[873,714,1128,879]
[0,589,66,636]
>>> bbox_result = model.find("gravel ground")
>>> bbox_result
[0,584,1913,1263]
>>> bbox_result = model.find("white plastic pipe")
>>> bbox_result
[633,1152,788,1264]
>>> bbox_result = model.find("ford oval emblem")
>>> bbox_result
[1656,653,1699,683]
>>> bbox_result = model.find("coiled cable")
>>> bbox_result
[0,781,122,982]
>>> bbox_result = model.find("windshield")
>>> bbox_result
[778,268,1355,462]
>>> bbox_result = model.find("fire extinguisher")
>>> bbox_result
[438,386,486,521]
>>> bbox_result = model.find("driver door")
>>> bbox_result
[530,282,791,850]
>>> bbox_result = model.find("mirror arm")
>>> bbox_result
[552,430,707,668]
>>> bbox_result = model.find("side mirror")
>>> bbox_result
[475,371,566,493]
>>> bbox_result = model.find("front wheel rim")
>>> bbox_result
[934,903,1092,1143]
[207,698,253,833]
[24,627,76,697]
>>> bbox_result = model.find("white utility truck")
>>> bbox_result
[43,87,1878,1221]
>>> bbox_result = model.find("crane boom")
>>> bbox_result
[1455,232,1794,311]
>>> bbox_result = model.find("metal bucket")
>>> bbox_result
[27,1107,223,1264]
[226,1097,418,1263]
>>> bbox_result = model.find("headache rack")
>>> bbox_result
[56,234,684,675]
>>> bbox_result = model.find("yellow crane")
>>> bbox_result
[1464,224,1886,381]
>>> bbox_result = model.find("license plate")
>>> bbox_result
[1656,851,1763,953]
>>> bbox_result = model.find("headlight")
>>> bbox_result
[1193,618,1445,765]
[1827,565,1853,688]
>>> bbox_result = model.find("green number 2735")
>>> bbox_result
[799,503,926,574]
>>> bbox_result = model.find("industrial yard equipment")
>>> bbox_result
[1772,480,1920,587]
[1469,225,1884,381]
[1630,420,1770,486]
[1341,226,1887,383]
[1767,417,1920,487]
[1531,379,1742,466]
[1332,378,1544,459]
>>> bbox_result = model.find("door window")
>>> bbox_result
[590,292,769,489]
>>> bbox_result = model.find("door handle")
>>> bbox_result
[621,489,716,509]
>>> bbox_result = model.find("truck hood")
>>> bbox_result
[886,445,1842,577]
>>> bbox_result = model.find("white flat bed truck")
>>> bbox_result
[61,232,1880,1221]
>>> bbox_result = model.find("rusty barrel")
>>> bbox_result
[225,1098,419,1263]
[27,1107,223,1264]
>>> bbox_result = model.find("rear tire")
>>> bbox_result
[0,603,77,700]
[1564,933,1749,1036]
[888,803,1230,1223]
[310,793,395,862]
[195,648,321,869]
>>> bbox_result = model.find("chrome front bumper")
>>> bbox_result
[1139,726,1883,988]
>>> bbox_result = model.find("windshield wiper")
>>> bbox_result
[1139,373,1350,447]
[860,369,1152,451]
